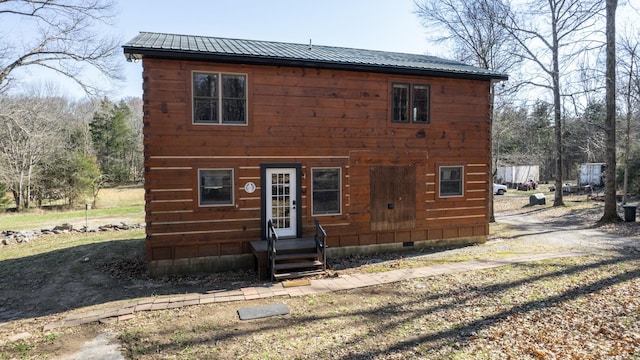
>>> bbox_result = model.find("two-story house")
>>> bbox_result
[123,32,507,277]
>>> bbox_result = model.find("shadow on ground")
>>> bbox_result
[0,237,261,323]
[115,250,640,359]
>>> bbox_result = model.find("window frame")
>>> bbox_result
[439,165,464,198]
[192,71,248,126]
[391,82,430,124]
[391,83,410,123]
[198,168,235,207]
[311,167,342,216]
[412,84,430,123]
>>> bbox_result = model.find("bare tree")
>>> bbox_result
[0,0,121,95]
[124,97,144,182]
[618,29,640,205]
[414,0,515,222]
[0,93,66,209]
[414,0,518,74]
[498,0,604,207]
[600,0,620,222]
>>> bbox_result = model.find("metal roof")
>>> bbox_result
[123,32,508,81]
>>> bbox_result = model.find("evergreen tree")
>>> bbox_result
[90,99,135,184]
[38,151,101,207]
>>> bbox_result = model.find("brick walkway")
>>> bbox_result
[43,251,586,331]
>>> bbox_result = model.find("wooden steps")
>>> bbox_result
[273,269,325,281]
[250,238,325,280]
[272,241,323,280]
[274,260,323,270]
[250,219,327,281]
[275,252,318,261]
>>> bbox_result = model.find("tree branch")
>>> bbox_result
[0,0,121,96]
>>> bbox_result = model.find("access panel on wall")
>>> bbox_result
[370,166,416,231]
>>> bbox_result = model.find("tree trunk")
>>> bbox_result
[600,0,621,223]
[622,47,634,205]
[489,82,496,223]
[25,159,33,210]
[623,109,630,205]
[11,190,19,210]
[552,13,564,207]
[18,172,25,211]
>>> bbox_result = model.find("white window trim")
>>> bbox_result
[311,167,342,216]
[198,168,235,207]
[192,71,248,126]
[438,165,464,198]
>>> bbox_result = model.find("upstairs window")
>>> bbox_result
[193,72,247,125]
[392,83,430,124]
[392,84,410,123]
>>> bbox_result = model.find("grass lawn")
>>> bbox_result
[0,186,144,231]
[0,228,145,263]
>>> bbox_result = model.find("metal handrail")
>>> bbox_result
[267,219,279,282]
[313,219,327,272]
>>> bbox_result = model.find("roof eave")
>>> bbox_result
[122,47,509,81]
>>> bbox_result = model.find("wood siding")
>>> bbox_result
[141,58,492,263]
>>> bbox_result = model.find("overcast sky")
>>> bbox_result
[114,0,433,99]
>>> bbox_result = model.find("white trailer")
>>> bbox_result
[579,163,605,188]
[497,165,540,188]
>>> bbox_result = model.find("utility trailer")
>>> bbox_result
[579,163,606,189]
[496,165,540,189]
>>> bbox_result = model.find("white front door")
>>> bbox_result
[266,168,297,238]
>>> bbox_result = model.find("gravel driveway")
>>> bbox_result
[496,211,639,251]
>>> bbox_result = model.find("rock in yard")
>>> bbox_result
[53,223,73,231]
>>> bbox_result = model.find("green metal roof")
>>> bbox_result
[123,32,508,81]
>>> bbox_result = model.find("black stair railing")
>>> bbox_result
[313,218,327,273]
[267,219,327,281]
[267,219,279,282]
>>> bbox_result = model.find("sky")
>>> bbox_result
[7,0,640,101]
[111,0,433,99]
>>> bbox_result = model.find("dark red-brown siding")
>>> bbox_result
[141,58,492,262]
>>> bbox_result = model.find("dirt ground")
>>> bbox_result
[1,194,639,359]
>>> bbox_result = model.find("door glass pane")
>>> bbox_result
[270,171,291,229]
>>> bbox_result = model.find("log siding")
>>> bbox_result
[131,40,501,272]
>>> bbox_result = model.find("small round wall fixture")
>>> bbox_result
[244,182,256,193]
